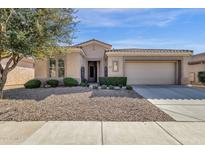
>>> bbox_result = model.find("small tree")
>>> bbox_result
[0,8,77,98]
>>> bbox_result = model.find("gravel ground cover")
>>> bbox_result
[0,87,174,121]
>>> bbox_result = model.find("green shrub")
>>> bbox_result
[63,77,78,87]
[126,85,133,90]
[80,79,89,87]
[80,82,87,87]
[24,79,41,89]
[198,72,205,83]
[109,85,114,90]
[99,77,127,86]
[92,85,98,89]
[101,85,107,89]
[46,79,59,87]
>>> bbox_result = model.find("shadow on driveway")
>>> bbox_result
[133,85,205,100]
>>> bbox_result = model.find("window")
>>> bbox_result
[49,58,65,78]
[58,59,65,78]
[112,61,119,72]
[49,58,57,78]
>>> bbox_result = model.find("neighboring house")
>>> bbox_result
[1,58,34,86]
[188,53,205,84]
[35,39,194,85]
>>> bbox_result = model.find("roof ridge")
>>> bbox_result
[73,39,112,47]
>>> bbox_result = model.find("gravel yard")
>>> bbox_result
[0,87,174,121]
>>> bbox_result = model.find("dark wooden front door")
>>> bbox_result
[88,61,97,82]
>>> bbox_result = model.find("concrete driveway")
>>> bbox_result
[133,85,205,121]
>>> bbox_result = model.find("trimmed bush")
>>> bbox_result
[81,78,88,84]
[109,85,114,90]
[101,85,107,89]
[46,79,59,87]
[126,85,133,90]
[24,79,41,89]
[63,77,78,87]
[198,72,205,83]
[80,79,89,87]
[99,77,127,86]
[80,82,87,87]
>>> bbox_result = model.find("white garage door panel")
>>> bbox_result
[125,62,176,85]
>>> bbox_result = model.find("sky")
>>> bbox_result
[73,8,205,54]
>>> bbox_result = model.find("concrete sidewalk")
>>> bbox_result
[0,121,205,145]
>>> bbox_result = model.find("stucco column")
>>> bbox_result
[181,57,190,84]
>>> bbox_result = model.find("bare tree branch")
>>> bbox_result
[0,53,12,61]
[4,55,15,71]
[5,9,14,25]
[0,63,3,73]
[8,55,23,72]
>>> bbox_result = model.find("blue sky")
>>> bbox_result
[73,9,205,54]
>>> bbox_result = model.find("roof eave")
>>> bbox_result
[106,52,192,57]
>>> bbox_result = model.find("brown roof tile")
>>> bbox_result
[106,48,193,54]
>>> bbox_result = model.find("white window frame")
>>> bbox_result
[58,58,65,78]
[112,61,119,72]
[48,57,65,78]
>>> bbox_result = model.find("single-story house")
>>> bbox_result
[2,58,34,86]
[35,39,194,85]
[188,53,205,84]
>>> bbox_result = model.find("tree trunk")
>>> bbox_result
[0,82,5,99]
[0,54,23,99]
[0,71,8,99]
[0,86,4,99]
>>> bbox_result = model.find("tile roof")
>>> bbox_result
[188,52,205,64]
[191,52,205,57]
[106,48,193,54]
[73,39,112,47]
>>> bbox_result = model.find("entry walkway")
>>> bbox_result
[0,121,205,145]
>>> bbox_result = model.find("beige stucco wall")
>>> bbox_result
[188,64,205,83]
[187,54,205,84]
[35,52,84,83]
[108,56,124,77]
[4,65,34,86]
[2,58,34,86]
[35,58,48,79]
[65,52,82,82]
[82,43,107,60]
[82,43,111,77]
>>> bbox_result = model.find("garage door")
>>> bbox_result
[125,62,176,85]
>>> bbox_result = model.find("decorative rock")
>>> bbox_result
[44,84,51,88]
[114,87,121,90]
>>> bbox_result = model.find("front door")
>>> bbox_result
[88,61,97,82]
